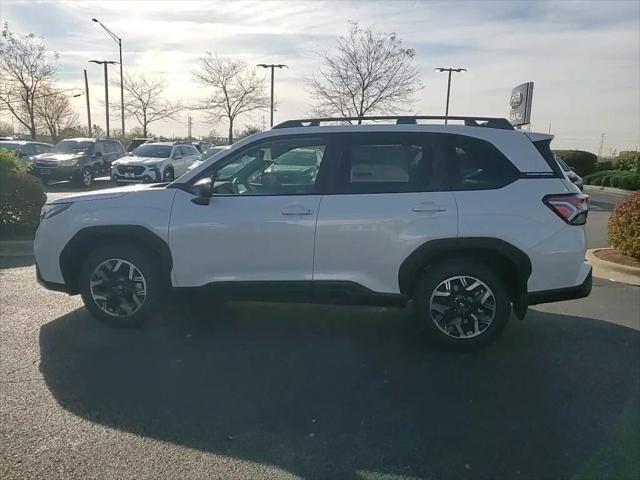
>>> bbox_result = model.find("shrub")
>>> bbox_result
[0,148,27,175]
[596,160,614,171]
[0,172,46,227]
[608,192,640,259]
[553,150,598,176]
[616,151,640,173]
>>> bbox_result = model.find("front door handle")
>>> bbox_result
[281,205,314,216]
[412,202,447,213]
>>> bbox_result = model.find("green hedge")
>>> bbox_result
[0,150,46,229]
[553,150,598,176]
[583,170,640,190]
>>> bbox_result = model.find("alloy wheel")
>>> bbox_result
[429,275,496,339]
[89,258,147,317]
[82,168,92,186]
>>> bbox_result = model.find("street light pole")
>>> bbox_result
[84,69,92,136]
[435,67,467,124]
[257,63,287,127]
[92,18,125,136]
[89,60,117,137]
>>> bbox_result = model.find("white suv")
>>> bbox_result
[35,116,591,349]
[111,142,200,184]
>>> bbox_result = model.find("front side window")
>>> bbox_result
[335,133,448,194]
[207,137,328,196]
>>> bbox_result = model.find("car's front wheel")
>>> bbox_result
[413,259,510,349]
[163,168,174,182]
[74,167,93,187]
[79,244,167,327]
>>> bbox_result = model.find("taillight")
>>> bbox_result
[543,193,589,225]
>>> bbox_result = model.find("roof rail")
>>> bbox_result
[273,115,514,131]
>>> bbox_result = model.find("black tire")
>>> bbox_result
[79,244,168,328]
[163,168,175,182]
[75,167,93,187]
[413,259,511,350]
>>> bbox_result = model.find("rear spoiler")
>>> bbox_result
[525,132,554,142]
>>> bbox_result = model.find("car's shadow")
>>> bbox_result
[45,177,113,192]
[39,300,639,479]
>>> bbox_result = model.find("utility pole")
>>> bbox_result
[257,63,288,127]
[89,60,117,137]
[435,67,467,124]
[598,133,605,159]
[187,112,192,138]
[84,69,92,137]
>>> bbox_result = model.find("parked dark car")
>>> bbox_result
[0,140,52,162]
[31,138,125,187]
[555,155,584,190]
[126,137,155,153]
[190,141,213,153]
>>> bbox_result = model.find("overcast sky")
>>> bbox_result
[2,0,639,153]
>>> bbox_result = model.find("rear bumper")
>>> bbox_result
[527,266,592,305]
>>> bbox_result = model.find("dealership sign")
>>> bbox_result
[509,82,534,126]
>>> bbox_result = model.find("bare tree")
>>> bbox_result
[35,88,79,143]
[0,23,58,139]
[113,73,182,137]
[307,23,422,123]
[193,53,269,144]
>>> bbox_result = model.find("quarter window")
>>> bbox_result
[444,135,519,190]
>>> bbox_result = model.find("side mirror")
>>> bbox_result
[93,152,102,158]
[173,154,182,160]
[191,177,213,205]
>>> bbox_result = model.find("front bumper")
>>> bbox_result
[36,265,70,293]
[527,266,592,305]
[112,166,161,183]
[31,164,80,181]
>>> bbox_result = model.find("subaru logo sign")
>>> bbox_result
[510,91,523,110]
[509,82,534,127]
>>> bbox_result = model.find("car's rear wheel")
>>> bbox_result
[79,244,167,327]
[413,259,510,349]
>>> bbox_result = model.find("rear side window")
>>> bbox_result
[334,133,449,194]
[444,135,520,191]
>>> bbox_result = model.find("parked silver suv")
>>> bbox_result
[111,142,200,184]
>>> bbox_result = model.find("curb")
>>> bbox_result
[0,240,34,258]
[586,248,640,286]
[584,185,635,196]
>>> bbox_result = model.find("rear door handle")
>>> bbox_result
[412,202,447,213]
[281,205,314,216]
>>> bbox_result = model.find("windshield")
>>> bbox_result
[52,141,93,154]
[0,142,21,151]
[133,145,172,158]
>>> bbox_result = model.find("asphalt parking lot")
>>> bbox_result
[1,184,638,480]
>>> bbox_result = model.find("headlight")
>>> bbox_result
[59,157,81,166]
[145,162,162,169]
[40,203,72,222]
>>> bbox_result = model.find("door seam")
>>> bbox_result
[311,195,324,281]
